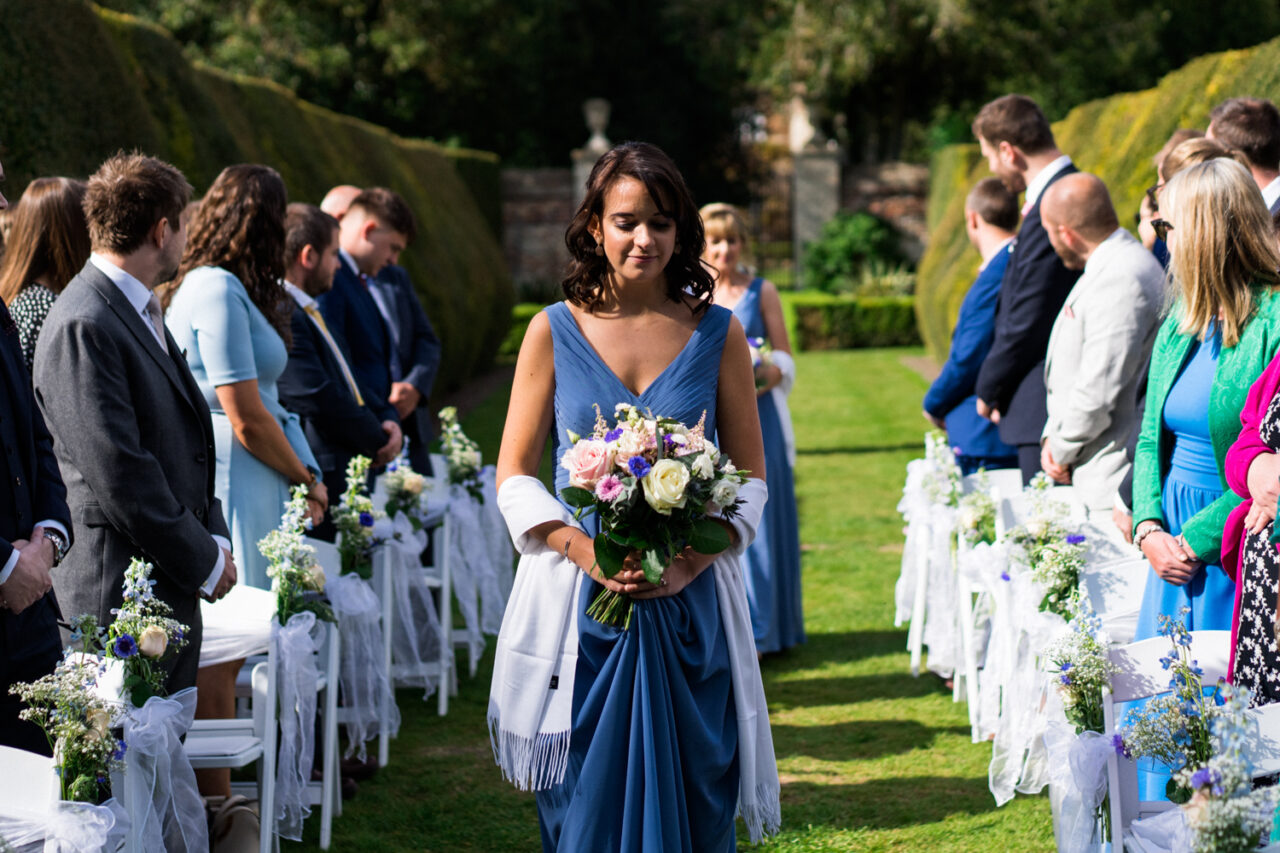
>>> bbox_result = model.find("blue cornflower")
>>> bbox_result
[663,434,677,448]
[1000,570,1011,581]
[113,634,138,659]
[604,427,624,442]
[1066,534,1085,545]
[1060,662,1073,672]
[1059,673,1072,686]
[112,741,127,761]
[1190,767,1220,790]
[359,511,374,527]
[628,457,651,478]
[1111,733,1129,758]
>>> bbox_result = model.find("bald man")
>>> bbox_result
[1039,173,1164,518]
[320,184,362,221]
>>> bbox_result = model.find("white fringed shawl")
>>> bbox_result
[487,474,781,841]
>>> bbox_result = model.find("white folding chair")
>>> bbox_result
[308,618,341,845]
[187,653,278,853]
[905,509,931,678]
[0,744,59,843]
[1080,556,1150,645]
[1103,630,1231,851]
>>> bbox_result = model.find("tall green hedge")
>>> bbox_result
[0,0,512,391]
[916,36,1280,363]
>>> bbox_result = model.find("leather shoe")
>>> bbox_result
[341,776,358,801]
[340,756,379,781]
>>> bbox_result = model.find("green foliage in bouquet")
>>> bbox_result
[260,484,334,626]
[439,406,486,503]
[9,645,125,803]
[1006,473,1086,618]
[333,455,381,579]
[104,559,190,707]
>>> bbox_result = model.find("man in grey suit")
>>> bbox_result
[1038,173,1165,517]
[1207,97,1280,216]
[34,152,237,693]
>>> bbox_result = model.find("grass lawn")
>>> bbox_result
[291,347,1054,852]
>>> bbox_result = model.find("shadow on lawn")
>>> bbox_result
[778,775,1000,830]
[769,718,970,762]
[760,630,910,669]
[763,672,948,709]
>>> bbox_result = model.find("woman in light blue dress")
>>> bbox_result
[165,165,328,590]
[702,203,805,654]
[495,143,770,850]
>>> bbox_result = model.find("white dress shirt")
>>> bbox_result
[85,254,228,596]
[1023,154,1074,211]
[1262,175,1280,212]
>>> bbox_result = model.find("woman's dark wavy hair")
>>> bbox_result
[166,164,291,344]
[563,141,713,313]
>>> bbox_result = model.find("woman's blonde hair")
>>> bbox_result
[699,202,752,265]
[1162,157,1280,347]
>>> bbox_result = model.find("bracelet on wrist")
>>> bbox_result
[562,532,578,564]
[1134,521,1163,551]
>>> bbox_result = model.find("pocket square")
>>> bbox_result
[1064,305,1075,319]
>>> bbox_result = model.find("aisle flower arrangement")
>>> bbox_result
[559,403,749,628]
[922,430,961,507]
[954,471,997,546]
[1116,609,1223,803]
[439,406,485,503]
[1046,594,1117,735]
[1006,474,1085,616]
[333,455,382,579]
[9,652,125,803]
[382,459,431,529]
[104,559,189,707]
[260,484,334,625]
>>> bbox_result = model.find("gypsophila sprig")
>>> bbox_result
[1116,608,1223,803]
[559,403,749,629]
[332,455,382,579]
[438,406,485,503]
[922,430,961,507]
[382,459,432,530]
[954,472,997,546]
[1045,593,1117,734]
[1172,682,1280,852]
[260,484,334,625]
[104,559,189,707]
[10,651,125,803]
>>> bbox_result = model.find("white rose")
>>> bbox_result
[958,507,980,529]
[691,452,715,480]
[1025,518,1049,540]
[138,625,169,658]
[703,441,721,462]
[403,472,425,496]
[305,562,327,592]
[709,478,740,510]
[642,459,690,515]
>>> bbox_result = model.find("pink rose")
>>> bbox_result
[561,439,614,490]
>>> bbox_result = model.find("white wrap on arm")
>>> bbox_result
[768,349,797,467]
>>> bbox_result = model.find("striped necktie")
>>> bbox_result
[302,304,365,406]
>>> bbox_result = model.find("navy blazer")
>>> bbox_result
[316,261,396,422]
[277,301,390,486]
[375,265,442,472]
[975,164,1083,446]
[0,299,70,676]
[924,246,1018,459]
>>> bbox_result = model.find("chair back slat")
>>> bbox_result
[1107,631,1231,703]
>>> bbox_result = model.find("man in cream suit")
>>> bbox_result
[1038,173,1164,516]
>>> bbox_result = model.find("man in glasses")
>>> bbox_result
[1038,173,1164,520]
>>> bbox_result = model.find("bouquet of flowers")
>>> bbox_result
[438,406,485,503]
[1174,683,1280,852]
[1006,474,1085,616]
[1116,608,1223,803]
[559,404,749,628]
[923,430,961,507]
[1045,594,1117,734]
[260,484,334,625]
[333,455,382,579]
[954,473,997,546]
[101,559,189,707]
[382,459,431,530]
[746,336,774,390]
[9,650,126,802]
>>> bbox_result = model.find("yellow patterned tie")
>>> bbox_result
[303,304,365,406]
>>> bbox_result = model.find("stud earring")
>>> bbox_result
[594,244,604,257]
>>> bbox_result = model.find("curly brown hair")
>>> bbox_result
[166,164,291,344]
[562,141,713,313]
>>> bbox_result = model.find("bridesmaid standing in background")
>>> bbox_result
[701,203,805,655]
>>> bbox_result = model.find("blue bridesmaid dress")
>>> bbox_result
[729,278,805,653]
[537,302,740,853]
[1130,329,1232,801]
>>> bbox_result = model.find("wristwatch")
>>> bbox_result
[43,528,68,566]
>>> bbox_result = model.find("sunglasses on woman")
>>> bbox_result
[1151,218,1174,242]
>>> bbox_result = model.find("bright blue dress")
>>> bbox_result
[167,267,320,590]
[1130,328,1231,800]
[538,302,739,853]
[729,279,805,653]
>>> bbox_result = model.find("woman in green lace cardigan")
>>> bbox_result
[1131,158,1280,642]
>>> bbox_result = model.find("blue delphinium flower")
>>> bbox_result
[1000,570,1011,581]
[359,511,374,527]
[1112,733,1130,758]
[628,457,651,478]
[113,634,138,659]
[1066,534,1085,545]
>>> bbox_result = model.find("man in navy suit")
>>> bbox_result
[923,178,1019,474]
[317,187,416,454]
[0,152,73,755]
[972,94,1083,484]
[375,262,442,474]
[1206,97,1280,216]
[278,204,401,540]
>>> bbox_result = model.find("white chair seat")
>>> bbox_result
[185,734,264,769]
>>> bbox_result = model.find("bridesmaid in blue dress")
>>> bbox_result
[165,165,328,590]
[496,143,768,851]
[701,203,805,654]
